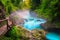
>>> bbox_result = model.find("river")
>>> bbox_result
[10,10,60,40]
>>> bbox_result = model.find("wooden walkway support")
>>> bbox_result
[0,18,12,36]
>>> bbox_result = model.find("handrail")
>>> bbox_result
[0,18,12,29]
[0,19,7,22]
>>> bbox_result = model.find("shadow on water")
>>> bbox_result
[46,28,60,35]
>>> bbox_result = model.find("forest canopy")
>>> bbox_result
[31,0,60,27]
[0,0,60,27]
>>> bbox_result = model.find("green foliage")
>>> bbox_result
[0,0,22,16]
[6,26,20,40]
[34,0,59,22]
[30,0,40,10]
[0,36,13,40]
[0,0,60,29]
[30,0,60,27]
[6,26,29,40]
[0,0,31,17]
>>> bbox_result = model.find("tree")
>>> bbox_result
[31,0,60,27]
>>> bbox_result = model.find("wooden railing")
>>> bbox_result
[0,18,12,30]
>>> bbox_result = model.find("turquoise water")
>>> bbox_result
[23,17,46,30]
[19,10,60,40]
[46,32,60,40]
[11,10,60,40]
[23,17,60,40]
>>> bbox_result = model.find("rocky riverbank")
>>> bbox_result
[16,26,46,40]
